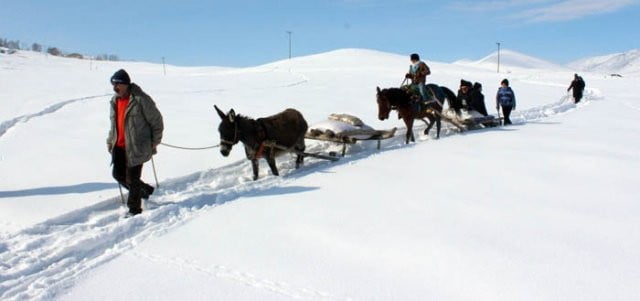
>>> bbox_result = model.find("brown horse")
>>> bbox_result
[376,84,457,144]
[215,105,308,180]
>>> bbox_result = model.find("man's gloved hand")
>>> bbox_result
[405,73,412,79]
[152,143,158,155]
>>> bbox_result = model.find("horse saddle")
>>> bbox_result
[402,85,436,112]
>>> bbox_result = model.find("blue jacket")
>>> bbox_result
[496,87,516,108]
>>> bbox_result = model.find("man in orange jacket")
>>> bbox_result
[107,69,164,216]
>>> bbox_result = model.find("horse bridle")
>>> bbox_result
[220,121,240,147]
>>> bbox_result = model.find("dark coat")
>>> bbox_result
[457,87,489,116]
[469,89,488,116]
[568,77,586,96]
[456,89,471,111]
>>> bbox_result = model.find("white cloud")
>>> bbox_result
[450,0,639,22]
[450,0,552,11]
[518,0,638,21]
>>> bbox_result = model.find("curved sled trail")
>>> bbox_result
[0,93,597,300]
[134,252,350,300]
[0,94,110,138]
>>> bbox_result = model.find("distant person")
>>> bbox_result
[405,53,431,101]
[469,82,488,116]
[107,69,164,217]
[496,79,516,125]
[567,73,586,104]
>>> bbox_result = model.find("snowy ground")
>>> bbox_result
[0,49,638,300]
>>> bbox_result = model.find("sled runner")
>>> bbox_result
[441,109,502,130]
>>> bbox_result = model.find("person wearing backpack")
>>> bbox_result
[496,79,516,125]
[567,73,586,104]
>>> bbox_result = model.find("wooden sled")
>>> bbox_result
[434,110,503,131]
[306,127,397,156]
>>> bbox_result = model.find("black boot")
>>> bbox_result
[125,209,142,218]
[141,184,155,200]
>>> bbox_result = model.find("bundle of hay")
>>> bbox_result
[308,114,375,140]
[328,113,365,127]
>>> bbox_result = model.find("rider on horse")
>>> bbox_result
[405,53,431,102]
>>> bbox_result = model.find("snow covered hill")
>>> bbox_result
[1,48,639,300]
[454,49,567,72]
[568,49,640,76]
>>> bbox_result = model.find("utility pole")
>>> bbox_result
[496,42,501,73]
[286,31,292,59]
[162,57,166,75]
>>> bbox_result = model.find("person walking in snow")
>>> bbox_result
[567,73,586,104]
[107,69,164,216]
[405,53,431,101]
[496,79,516,125]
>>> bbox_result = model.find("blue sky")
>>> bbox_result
[1,0,638,66]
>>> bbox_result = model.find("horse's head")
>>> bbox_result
[214,105,239,157]
[376,87,391,121]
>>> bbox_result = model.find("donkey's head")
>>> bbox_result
[214,105,239,157]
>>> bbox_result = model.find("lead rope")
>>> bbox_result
[160,142,220,150]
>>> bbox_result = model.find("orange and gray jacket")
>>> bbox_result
[107,83,164,166]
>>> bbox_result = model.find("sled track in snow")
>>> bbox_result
[0,94,111,139]
[0,90,602,300]
[133,251,350,300]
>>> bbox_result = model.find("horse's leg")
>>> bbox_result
[436,115,442,139]
[266,149,279,176]
[403,115,413,144]
[296,154,304,169]
[408,117,416,143]
[251,159,259,181]
[424,116,434,135]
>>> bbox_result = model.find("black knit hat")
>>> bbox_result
[460,80,472,87]
[501,78,509,86]
[410,53,420,61]
[110,69,131,85]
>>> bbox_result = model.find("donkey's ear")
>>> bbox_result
[228,109,236,122]
[376,86,381,94]
[214,105,226,120]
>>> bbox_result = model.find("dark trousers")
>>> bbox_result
[112,147,151,213]
[501,105,513,125]
[574,91,583,104]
